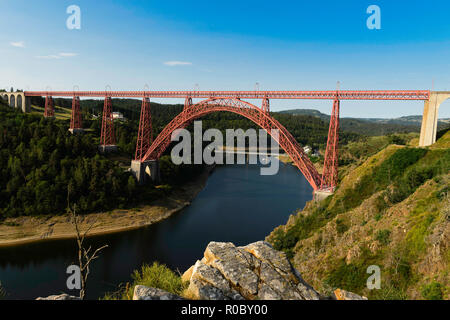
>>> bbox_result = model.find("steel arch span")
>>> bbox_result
[141,97,322,190]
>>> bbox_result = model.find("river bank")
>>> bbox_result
[0,166,214,247]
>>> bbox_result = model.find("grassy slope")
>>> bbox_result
[31,105,72,120]
[267,131,450,300]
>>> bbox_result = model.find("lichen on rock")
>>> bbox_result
[182,241,321,300]
[133,285,184,300]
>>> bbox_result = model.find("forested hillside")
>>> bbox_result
[0,101,202,218]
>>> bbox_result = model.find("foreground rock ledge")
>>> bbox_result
[181,241,322,300]
[133,285,184,300]
[36,294,81,300]
[131,241,367,301]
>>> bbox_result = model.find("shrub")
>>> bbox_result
[405,213,436,258]
[396,260,412,285]
[131,262,186,294]
[374,212,383,221]
[370,284,408,300]
[324,260,365,293]
[270,197,335,256]
[331,148,427,216]
[421,281,443,300]
[373,148,427,186]
[324,248,380,294]
[374,193,389,212]
[375,229,391,246]
[335,218,349,234]
[103,262,187,300]
[388,134,407,146]
[387,166,434,204]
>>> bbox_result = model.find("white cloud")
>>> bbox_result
[59,52,78,57]
[164,61,192,66]
[36,55,62,59]
[35,52,78,59]
[10,41,25,48]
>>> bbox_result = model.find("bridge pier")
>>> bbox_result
[24,96,31,112]
[313,190,333,201]
[130,159,160,184]
[419,91,450,146]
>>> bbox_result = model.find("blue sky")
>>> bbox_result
[1,0,450,117]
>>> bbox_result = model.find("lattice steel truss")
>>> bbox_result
[321,96,340,191]
[26,90,430,100]
[70,96,82,129]
[135,97,153,160]
[44,96,54,118]
[100,97,116,146]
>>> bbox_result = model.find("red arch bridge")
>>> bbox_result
[21,90,430,195]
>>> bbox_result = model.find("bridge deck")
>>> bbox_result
[23,90,430,100]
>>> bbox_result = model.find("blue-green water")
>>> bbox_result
[0,162,313,299]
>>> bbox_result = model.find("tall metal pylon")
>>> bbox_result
[135,96,153,161]
[44,96,54,118]
[100,96,116,147]
[261,97,270,129]
[321,95,340,190]
[70,96,82,130]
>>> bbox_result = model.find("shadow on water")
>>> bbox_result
[0,162,313,299]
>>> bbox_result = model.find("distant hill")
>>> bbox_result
[279,109,330,120]
[279,109,450,136]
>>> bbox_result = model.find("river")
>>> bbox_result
[0,162,313,299]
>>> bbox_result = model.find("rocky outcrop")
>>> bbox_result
[36,293,81,300]
[333,289,367,300]
[182,241,322,300]
[133,285,184,300]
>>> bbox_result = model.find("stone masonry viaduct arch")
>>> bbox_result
[2,92,31,113]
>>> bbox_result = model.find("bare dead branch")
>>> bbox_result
[67,192,108,300]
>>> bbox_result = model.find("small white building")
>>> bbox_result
[303,145,312,154]
[112,112,125,121]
